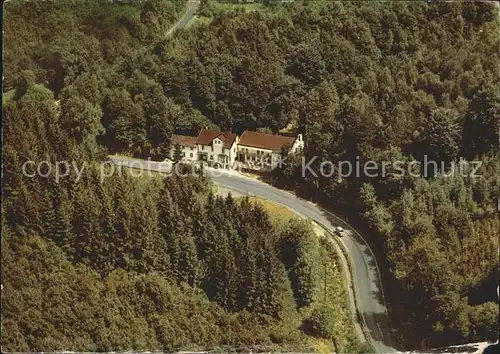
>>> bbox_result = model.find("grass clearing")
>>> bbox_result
[103,165,165,190]
[192,0,270,27]
[187,15,212,28]
[3,84,50,105]
[310,338,335,353]
[313,237,355,351]
[242,196,297,229]
[3,89,16,105]
[210,0,267,14]
[121,165,164,178]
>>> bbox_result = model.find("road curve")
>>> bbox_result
[209,169,399,353]
[112,0,199,70]
[166,0,200,36]
[107,157,399,353]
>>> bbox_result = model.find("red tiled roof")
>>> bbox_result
[238,131,297,151]
[171,134,198,147]
[196,130,238,149]
[218,132,238,149]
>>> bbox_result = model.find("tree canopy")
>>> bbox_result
[3,0,499,351]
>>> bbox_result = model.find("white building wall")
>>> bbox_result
[237,145,274,160]
[291,134,304,153]
[237,134,303,170]
[197,137,239,168]
[228,138,239,167]
[197,142,222,163]
[237,145,280,169]
[271,152,282,168]
[170,134,302,170]
[170,146,198,161]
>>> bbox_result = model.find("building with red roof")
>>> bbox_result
[169,129,303,170]
[196,130,239,168]
[170,129,239,168]
[236,131,303,170]
[170,134,199,162]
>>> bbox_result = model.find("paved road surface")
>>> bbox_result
[208,169,399,353]
[166,0,200,36]
[113,0,200,70]
[108,156,399,353]
[105,4,500,352]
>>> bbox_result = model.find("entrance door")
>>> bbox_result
[199,153,208,161]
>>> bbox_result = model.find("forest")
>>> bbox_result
[3,0,500,351]
[2,81,367,352]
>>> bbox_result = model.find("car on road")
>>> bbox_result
[335,226,345,236]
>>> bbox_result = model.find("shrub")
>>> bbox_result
[302,305,335,339]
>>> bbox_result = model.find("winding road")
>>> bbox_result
[210,169,399,353]
[165,0,200,36]
[107,156,399,353]
[112,0,200,70]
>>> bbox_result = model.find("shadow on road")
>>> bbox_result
[363,311,399,350]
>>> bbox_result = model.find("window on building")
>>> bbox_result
[210,155,214,160]
[211,146,214,152]
[190,153,193,158]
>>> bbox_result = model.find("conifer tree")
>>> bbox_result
[95,178,117,274]
[72,184,99,263]
[177,232,199,287]
[136,187,170,275]
[173,143,183,164]
[52,188,75,258]
[280,219,317,309]
[237,237,258,311]
[257,237,292,319]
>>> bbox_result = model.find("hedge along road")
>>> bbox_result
[107,156,400,353]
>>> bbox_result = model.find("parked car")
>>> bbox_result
[336,226,345,236]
